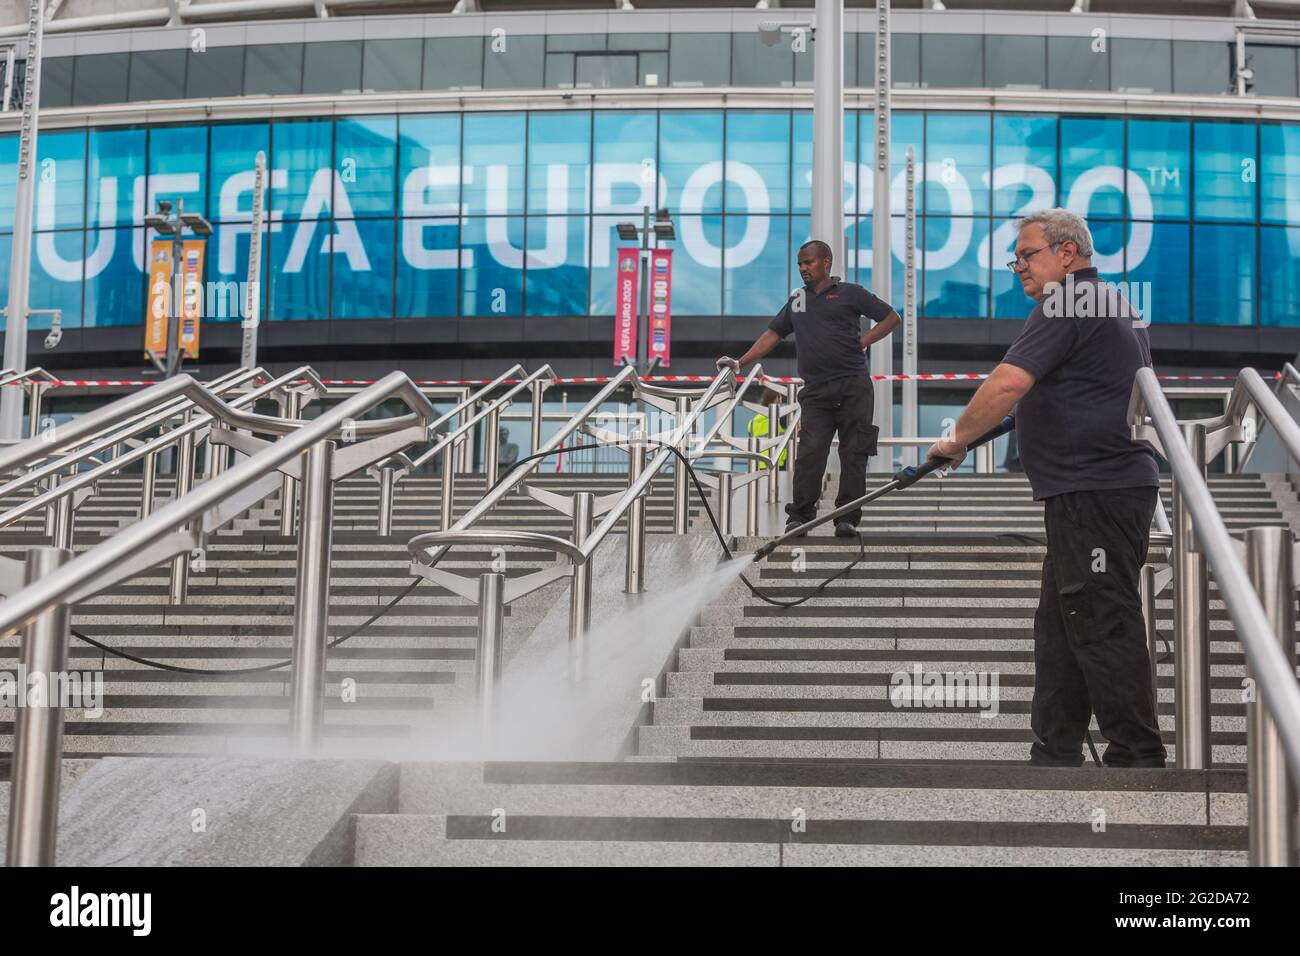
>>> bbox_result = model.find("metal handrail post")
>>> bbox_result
[24,381,47,439]
[377,466,396,536]
[767,402,781,502]
[279,389,305,536]
[438,443,456,532]
[288,439,335,756]
[50,474,73,552]
[569,491,595,681]
[746,435,761,536]
[484,402,502,486]
[672,396,690,534]
[625,431,647,594]
[455,391,471,473]
[1173,421,1212,769]
[5,546,72,867]
[717,469,734,536]
[475,571,506,746]
[168,425,197,605]
[1244,526,1298,867]
[1139,563,1160,708]
[529,379,547,455]
[140,449,157,519]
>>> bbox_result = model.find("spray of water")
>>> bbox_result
[427,554,755,763]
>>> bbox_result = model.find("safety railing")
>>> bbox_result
[0,367,59,444]
[0,370,439,866]
[1237,361,1300,473]
[1129,366,1300,867]
[369,364,555,535]
[406,365,746,738]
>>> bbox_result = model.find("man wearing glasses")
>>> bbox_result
[925,209,1165,769]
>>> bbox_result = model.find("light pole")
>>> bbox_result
[616,206,675,374]
[0,0,45,441]
[871,0,894,467]
[144,198,212,378]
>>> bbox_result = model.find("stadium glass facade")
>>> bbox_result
[2,108,1300,333]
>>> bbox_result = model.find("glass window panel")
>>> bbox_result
[331,217,393,319]
[83,228,144,327]
[244,43,304,96]
[525,216,587,315]
[30,230,83,329]
[889,33,920,88]
[726,111,790,214]
[0,233,10,318]
[186,46,244,99]
[797,110,858,220]
[149,125,208,221]
[207,219,269,324]
[993,114,1058,217]
[304,41,362,95]
[1127,119,1190,220]
[993,217,1033,319]
[1173,41,1230,95]
[610,33,668,52]
[0,134,17,232]
[398,115,461,221]
[268,218,331,320]
[128,50,186,102]
[670,214,723,315]
[1262,124,1300,226]
[36,130,87,231]
[463,113,525,216]
[731,32,793,87]
[794,34,813,88]
[209,123,270,222]
[528,112,590,215]
[396,218,459,318]
[362,38,422,92]
[483,35,543,90]
[575,54,636,89]
[87,127,146,228]
[590,112,656,275]
[545,53,574,89]
[669,33,729,87]
[1193,223,1255,326]
[724,215,790,315]
[549,34,605,53]
[424,37,482,90]
[886,111,924,218]
[1088,218,1126,285]
[1047,36,1108,92]
[1061,117,1124,219]
[39,57,74,108]
[334,116,396,217]
[271,119,332,220]
[460,216,524,316]
[1193,121,1257,222]
[72,52,129,106]
[660,111,723,215]
[1247,45,1298,99]
[1125,220,1188,326]
[639,53,667,87]
[925,113,991,216]
[922,217,989,319]
[1260,225,1300,327]
[589,219,628,317]
[1111,38,1172,94]
[920,35,983,89]
[985,36,1045,90]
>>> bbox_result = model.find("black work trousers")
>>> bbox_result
[1030,486,1167,768]
[786,373,878,527]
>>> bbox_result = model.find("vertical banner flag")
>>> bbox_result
[614,247,639,366]
[179,239,205,359]
[145,239,172,360]
[144,239,206,361]
[649,248,672,367]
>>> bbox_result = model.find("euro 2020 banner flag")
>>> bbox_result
[614,247,639,366]
[648,248,672,368]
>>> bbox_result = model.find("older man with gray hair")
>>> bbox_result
[926,208,1166,768]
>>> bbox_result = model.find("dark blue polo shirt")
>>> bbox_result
[768,278,895,386]
[1001,267,1160,501]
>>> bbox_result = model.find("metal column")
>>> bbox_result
[529,379,547,455]
[746,436,761,536]
[377,467,395,536]
[484,403,501,487]
[50,476,73,552]
[289,440,335,756]
[475,571,505,747]
[901,145,918,468]
[569,492,594,681]
[279,390,304,536]
[438,444,455,532]
[1244,526,1297,867]
[5,545,71,867]
[812,0,845,268]
[767,402,781,502]
[140,449,157,519]
[869,0,894,467]
[717,470,734,537]
[625,432,647,594]
[1172,422,1211,769]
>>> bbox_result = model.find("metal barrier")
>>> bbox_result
[0,367,58,443]
[1129,366,1300,866]
[406,365,746,740]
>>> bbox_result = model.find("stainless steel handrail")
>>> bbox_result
[1237,363,1300,471]
[1130,367,1300,786]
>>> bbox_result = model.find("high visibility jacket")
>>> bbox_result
[747,414,788,468]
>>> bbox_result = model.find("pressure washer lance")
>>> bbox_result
[751,414,1017,563]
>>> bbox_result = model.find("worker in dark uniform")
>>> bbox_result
[925,208,1166,768]
[717,240,900,537]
